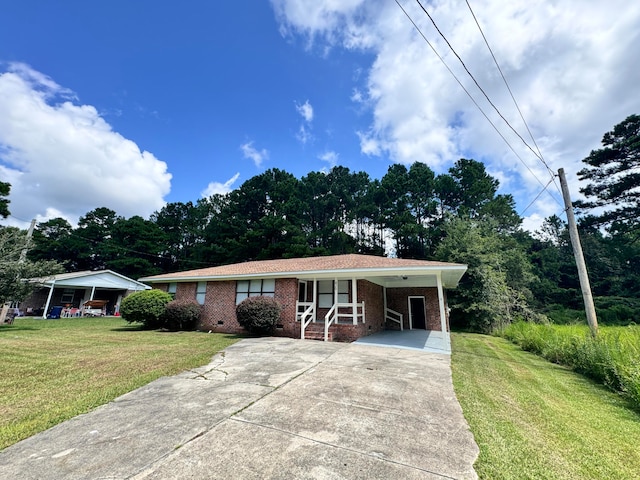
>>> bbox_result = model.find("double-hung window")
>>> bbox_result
[167,282,177,299]
[317,280,350,308]
[235,279,276,304]
[196,281,206,305]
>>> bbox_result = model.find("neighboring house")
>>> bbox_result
[22,270,151,318]
[139,254,466,343]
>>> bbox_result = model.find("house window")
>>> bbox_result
[298,281,307,302]
[318,280,350,308]
[167,282,177,298]
[235,279,276,304]
[196,282,206,305]
[60,288,75,304]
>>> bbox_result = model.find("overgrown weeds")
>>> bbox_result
[502,322,640,410]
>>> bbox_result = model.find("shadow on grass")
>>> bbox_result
[0,324,39,333]
[109,325,245,342]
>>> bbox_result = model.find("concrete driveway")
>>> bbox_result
[0,337,479,479]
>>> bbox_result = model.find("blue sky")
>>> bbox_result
[2,0,640,231]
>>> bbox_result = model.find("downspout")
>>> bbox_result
[42,280,55,319]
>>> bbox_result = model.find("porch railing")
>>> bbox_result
[298,303,315,339]
[323,302,366,341]
[385,307,404,331]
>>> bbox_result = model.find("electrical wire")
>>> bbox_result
[464,0,563,199]
[414,0,546,165]
[6,214,214,267]
[394,0,559,203]
[519,176,555,217]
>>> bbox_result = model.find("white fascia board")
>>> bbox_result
[141,264,467,288]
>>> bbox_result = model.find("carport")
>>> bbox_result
[23,270,150,318]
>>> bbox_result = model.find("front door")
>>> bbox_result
[409,297,426,330]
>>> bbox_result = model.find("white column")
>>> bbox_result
[89,286,96,301]
[352,278,358,324]
[43,281,55,318]
[436,273,450,349]
[383,286,388,316]
[313,278,317,322]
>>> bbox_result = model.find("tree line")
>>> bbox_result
[2,115,639,331]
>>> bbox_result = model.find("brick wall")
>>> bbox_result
[175,282,196,301]
[199,281,240,333]
[273,278,299,338]
[196,278,299,336]
[386,287,447,331]
[151,278,450,339]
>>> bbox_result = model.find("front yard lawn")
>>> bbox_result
[0,317,239,450]
[451,332,640,479]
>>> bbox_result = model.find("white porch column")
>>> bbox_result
[351,277,358,324]
[42,281,55,318]
[89,286,96,301]
[383,286,387,314]
[436,273,450,348]
[313,278,317,322]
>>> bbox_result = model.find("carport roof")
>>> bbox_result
[139,254,467,289]
[31,270,151,291]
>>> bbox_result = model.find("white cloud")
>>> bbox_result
[0,63,171,227]
[201,172,240,197]
[296,125,313,145]
[319,150,339,167]
[296,99,314,123]
[240,141,269,167]
[271,0,640,228]
[295,100,314,144]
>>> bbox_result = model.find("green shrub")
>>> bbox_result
[160,299,202,331]
[120,289,172,329]
[236,296,282,335]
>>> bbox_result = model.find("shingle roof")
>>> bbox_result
[139,254,465,282]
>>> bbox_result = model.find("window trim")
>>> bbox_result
[196,281,206,305]
[318,280,350,308]
[235,278,276,304]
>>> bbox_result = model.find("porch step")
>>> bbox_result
[303,324,333,341]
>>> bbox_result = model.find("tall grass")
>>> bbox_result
[502,323,640,410]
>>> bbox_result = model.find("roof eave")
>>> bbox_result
[139,264,467,286]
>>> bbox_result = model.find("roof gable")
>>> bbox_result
[32,270,150,290]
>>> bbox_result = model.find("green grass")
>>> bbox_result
[451,332,640,480]
[502,323,640,410]
[0,317,240,450]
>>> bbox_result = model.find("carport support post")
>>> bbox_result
[436,273,450,349]
[89,286,96,301]
[42,281,55,319]
[352,278,358,325]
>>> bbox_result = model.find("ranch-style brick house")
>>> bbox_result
[139,254,467,344]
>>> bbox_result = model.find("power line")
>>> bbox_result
[394,0,561,207]
[519,176,556,217]
[464,0,562,198]
[414,0,547,165]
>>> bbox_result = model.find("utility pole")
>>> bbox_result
[557,168,598,336]
[19,218,37,263]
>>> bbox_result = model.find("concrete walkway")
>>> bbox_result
[0,337,479,479]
